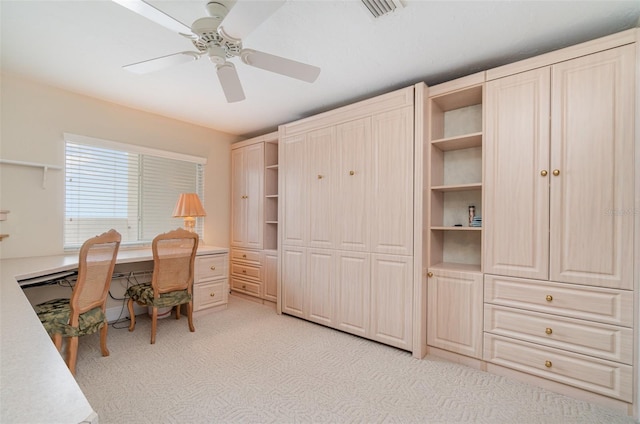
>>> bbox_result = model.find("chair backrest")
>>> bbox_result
[151,228,199,296]
[70,229,121,317]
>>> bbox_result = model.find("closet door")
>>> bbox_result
[484,67,550,280]
[308,127,336,249]
[244,143,264,249]
[370,106,414,255]
[335,251,370,338]
[281,135,308,246]
[281,246,306,318]
[230,148,247,247]
[306,248,335,326]
[549,45,635,289]
[335,117,371,251]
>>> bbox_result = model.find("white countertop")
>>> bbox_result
[0,245,228,423]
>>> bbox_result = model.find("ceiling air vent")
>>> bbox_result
[361,0,404,18]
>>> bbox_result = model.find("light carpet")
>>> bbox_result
[74,295,635,423]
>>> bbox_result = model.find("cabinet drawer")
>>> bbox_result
[231,277,261,296]
[193,280,227,311]
[196,254,227,281]
[231,262,262,281]
[484,334,633,402]
[484,305,633,365]
[484,275,633,327]
[231,249,262,265]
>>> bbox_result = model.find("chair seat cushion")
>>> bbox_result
[126,283,191,308]
[35,298,105,337]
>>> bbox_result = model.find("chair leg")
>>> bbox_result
[187,302,195,332]
[100,322,110,357]
[52,333,63,352]
[127,298,136,331]
[67,336,79,376]
[150,307,157,344]
[175,304,181,320]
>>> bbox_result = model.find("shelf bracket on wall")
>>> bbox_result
[0,159,62,189]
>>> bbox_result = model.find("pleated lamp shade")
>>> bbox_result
[172,193,206,232]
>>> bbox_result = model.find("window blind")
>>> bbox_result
[64,139,204,249]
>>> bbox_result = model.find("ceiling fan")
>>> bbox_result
[113,0,321,102]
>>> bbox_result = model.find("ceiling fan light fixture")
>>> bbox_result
[361,0,404,18]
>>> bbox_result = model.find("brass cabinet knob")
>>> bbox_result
[546,295,553,302]
[349,170,355,176]
[210,266,216,271]
[242,269,246,273]
[545,328,553,335]
[545,360,552,368]
[209,293,215,297]
[318,174,324,179]
[242,284,246,289]
[540,170,548,177]
[242,254,247,258]
[427,272,433,278]
[552,169,560,176]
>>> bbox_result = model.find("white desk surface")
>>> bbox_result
[0,245,228,424]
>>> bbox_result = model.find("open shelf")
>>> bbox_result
[429,262,482,273]
[431,132,482,151]
[431,226,481,231]
[431,183,482,192]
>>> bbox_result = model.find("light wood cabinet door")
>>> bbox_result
[335,118,371,251]
[281,135,307,246]
[264,252,278,303]
[308,127,336,249]
[370,254,413,350]
[231,143,264,249]
[306,248,335,326]
[549,45,635,289]
[335,251,370,338]
[281,246,306,318]
[370,106,414,255]
[484,67,550,280]
[427,269,483,358]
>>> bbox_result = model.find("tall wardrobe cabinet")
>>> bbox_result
[230,132,279,303]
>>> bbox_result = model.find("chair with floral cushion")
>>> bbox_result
[126,228,198,344]
[35,229,121,375]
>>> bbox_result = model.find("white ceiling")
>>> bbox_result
[2,1,639,137]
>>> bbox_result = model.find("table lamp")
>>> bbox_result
[172,193,206,232]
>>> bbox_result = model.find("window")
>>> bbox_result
[64,134,205,249]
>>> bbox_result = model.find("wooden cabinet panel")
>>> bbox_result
[371,106,414,255]
[230,262,262,282]
[484,334,633,402]
[370,254,413,350]
[427,269,483,358]
[335,251,370,338]
[549,45,635,289]
[335,118,371,252]
[306,248,335,326]
[484,274,633,327]
[193,280,227,311]
[264,252,278,303]
[281,135,308,246]
[485,304,633,364]
[281,246,306,318]
[230,248,262,264]
[230,143,264,249]
[230,148,247,247]
[193,253,229,312]
[484,67,550,280]
[308,127,335,249]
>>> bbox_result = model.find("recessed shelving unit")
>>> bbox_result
[264,138,279,251]
[428,81,484,272]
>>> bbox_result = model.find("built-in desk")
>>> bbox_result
[0,245,228,423]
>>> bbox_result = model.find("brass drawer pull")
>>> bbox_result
[242,269,247,273]
[545,328,553,335]
[546,295,553,302]
[317,174,324,179]
[242,284,246,289]
[349,170,355,176]
[427,272,433,278]
[545,360,552,368]
[210,266,216,271]
[210,293,215,297]
[242,254,247,258]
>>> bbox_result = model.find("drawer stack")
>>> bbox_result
[193,253,229,312]
[483,275,634,402]
[230,248,263,299]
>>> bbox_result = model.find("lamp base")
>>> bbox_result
[183,217,196,233]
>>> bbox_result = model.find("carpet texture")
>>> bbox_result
[73,295,635,423]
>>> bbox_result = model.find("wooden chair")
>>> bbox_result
[126,228,198,344]
[35,229,121,375]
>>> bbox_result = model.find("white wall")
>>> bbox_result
[0,73,239,259]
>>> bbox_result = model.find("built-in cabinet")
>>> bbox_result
[193,252,229,313]
[482,43,636,403]
[230,132,279,303]
[279,87,416,352]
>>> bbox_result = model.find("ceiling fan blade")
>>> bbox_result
[217,62,246,103]
[123,52,200,74]
[218,0,286,40]
[112,0,193,36]
[240,49,320,83]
